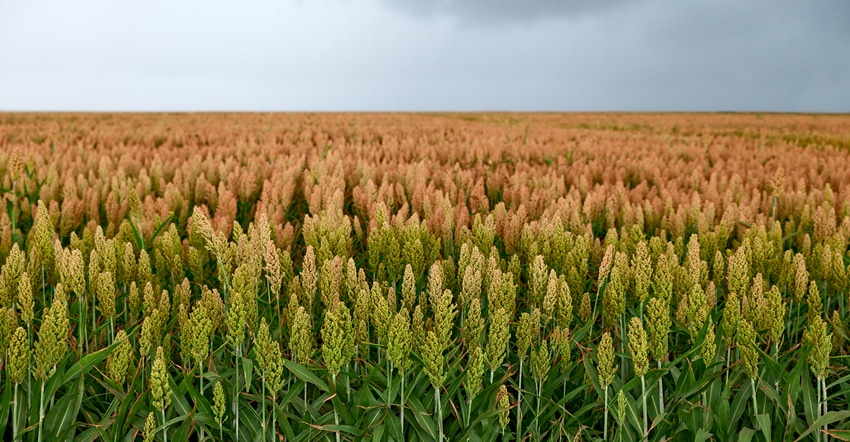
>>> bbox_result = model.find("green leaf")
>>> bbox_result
[824,429,850,441]
[44,377,83,440]
[795,411,850,442]
[755,413,771,442]
[282,359,329,392]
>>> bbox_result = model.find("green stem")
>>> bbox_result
[435,387,443,442]
[333,374,340,442]
[642,375,648,439]
[162,409,167,442]
[12,383,18,441]
[751,378,758,416]
[38,381,45,442]
[80,294,86,354]
[536,381,542,440]
[91,290,96,348]
[262,375,267,439]
[517,359,523,439]
[199,366,205,440]
[816,377,822,442]
[271,394,277,440]
[820,378,829,439]
[604,387,609,442]
[658,360,665,415]
[400,374,405,436]
[234,344,240,442]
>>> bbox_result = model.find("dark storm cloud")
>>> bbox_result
[0,0,847,111]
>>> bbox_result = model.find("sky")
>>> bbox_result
[1,0,848,112]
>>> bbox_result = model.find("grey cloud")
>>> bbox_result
[378,0,635,25]
[0,0,847,111]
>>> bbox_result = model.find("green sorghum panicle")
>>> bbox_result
[617,389,627,424]
[542,270,558,323]
[633,241,651,303]
[727,246,750,300]
[496,384,511,431]
[422,330,445,389]
[387,311,412,374]
[140,310,160,359]
[256,318,285,393]
[411,305,425,354]
[688,283,708,339]
[578,292,591,323]
[713,250,726,285]
[123,243,136,287]
[9,326,29,385]
[321,302,355,377]
[598,245,614,288]
[2,244,26,306]
[371,283,391,343]
[529,255,548,307]
[597,332,617,389]
[128,282,140,323]
[652,253,673,304]
[628,317,648,377]
[702,322,717,362]
[460,266,482,311]
[34,290,69,381]
[646,297,671,362]
[151,346,171,411]
[106,329,134,385]
[213,380,227,425]
[807,281,822,322]
[264,240,282,299]
[187,304,213,368]
[517,309,539,362]
[0,308,14,356]
[402,264,416,312]
[226,282,248,349]
[552,326,572,364]
[433,289,457,351]
[465,346,485,399]
[290,306,313,364]
[17,272,33,325]
[793,253,808,303]
[804,315,831,379]
[686,235,701,287]
[603,265,625,327]
[143,412,157,442]
[255,317,277,373]
[97,271,116,319]
[765,285,785,347]
[485,307,511,374]
[738,319,758,380]
[555,274,573,330]
[721,291,740,346]
[530,339,551,384]
[463,298,484,352]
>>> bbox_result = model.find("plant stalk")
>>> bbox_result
[333,373,340,442]
[517,359,523,439]
[642,375,648,439]
[435,387,443,442]
[604,387,609,442]
[38,381,45,442]
[400,374,405,436]
[658,360,665,415]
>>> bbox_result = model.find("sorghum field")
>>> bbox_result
[0,112,849,442]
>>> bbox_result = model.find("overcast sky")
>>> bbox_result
[1,0,848,112]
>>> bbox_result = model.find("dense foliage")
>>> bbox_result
[0,112,849,441]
